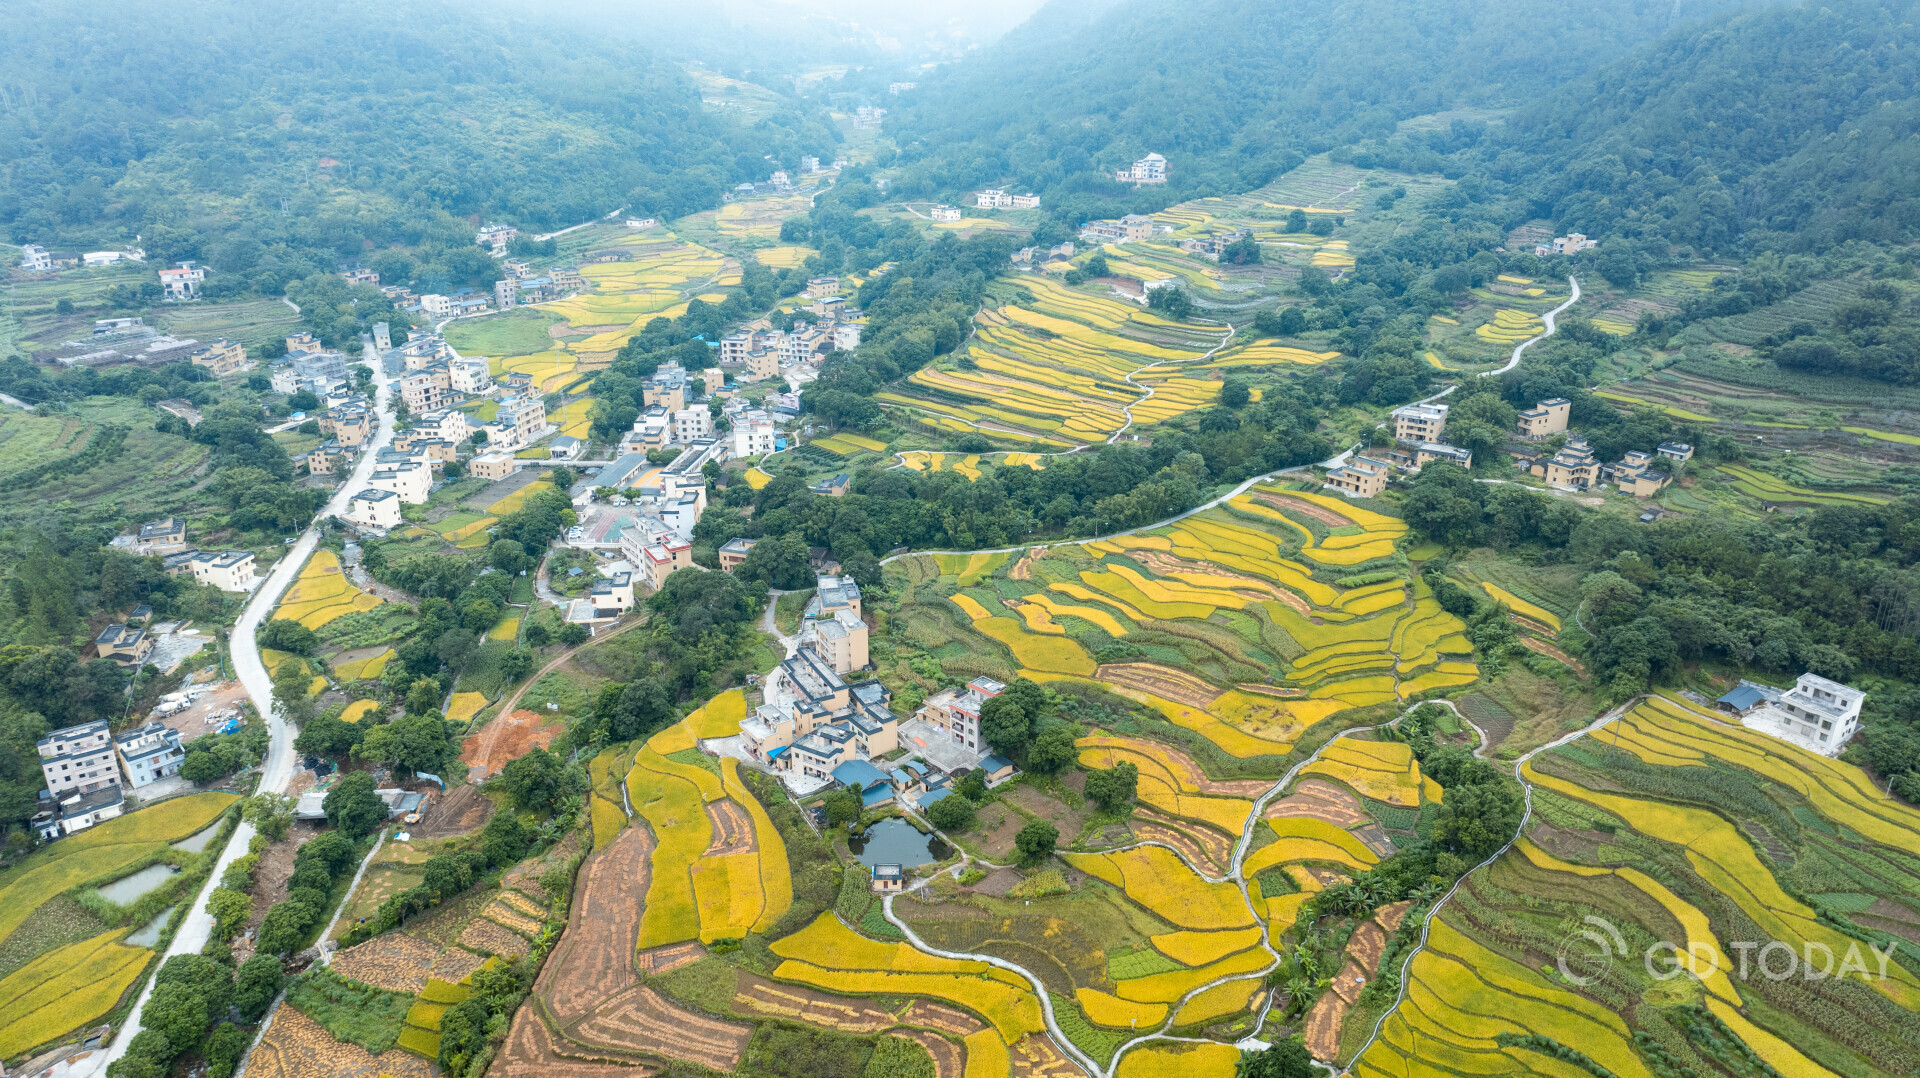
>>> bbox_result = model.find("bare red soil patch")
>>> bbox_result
[463,709,565,780]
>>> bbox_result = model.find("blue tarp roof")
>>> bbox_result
[765,745,788,760]
[1718,685,1769,710]
[833,759,889,789]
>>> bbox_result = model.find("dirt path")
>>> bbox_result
[492,613,649,719]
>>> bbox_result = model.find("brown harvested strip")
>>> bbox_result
[431,946,487,984]
[1265,778,1370,828]
[1095,662,1222,708]
[501,889,548,919]
[542,825,650,1024]
[898,1000,986,1038]
[487,899,546,937]
[634,942,704,975]
[1115,737,1272,799]
[1351,823,1397,858]
[730,974,898,1032]
[1250,492,1350,528]
[1301,900,1410,1058]
[570,985,750,1073]
[703,800,754,856]
[895,1030,966,1078]
[461,916,531,957]
[260,1005,435,1078]
[1519,635,1585,675]
[331,933,441,994]
[1133,550,1301,607]
[1132,805,1233,869]
[497,1007,660,1078]
[1009,1033,1080,1077]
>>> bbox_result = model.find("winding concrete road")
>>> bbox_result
[1482,276,1581,378]
[88,359,400,1077]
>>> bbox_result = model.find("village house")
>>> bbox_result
[809,575,862,618]
[19,245,53,272]
[804,608,870,674]
[468,453,521,482]
[1535,435,1601,489]
[135,517,189,554]
[189,338,250,377]
[1114,152,1168,184]
[833,323,862,351]
[1658,441,1694,463]
[974,188,1012,209]
[718,537,758,572]
[733,410,776,456]
[1606,450,1672,498]
[1323,455,1392,498]
[930,205,962,222]
[589,571,636,619]
[1535,233,1597,257]
[348,488,403,529]
[158,262,205,300]
[94,624,153,666]
[1391,403,1448,443]
[477,223,518,256]
[39,721,120,798]
[1517,397,1572,439]
[914,676,1005,755]
[115,722,185,787]
[806,276,841,298]
[190,550,256,592]
[492,396,549,450]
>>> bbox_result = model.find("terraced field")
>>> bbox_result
[273,549,382,629]
[879,276,1227,445]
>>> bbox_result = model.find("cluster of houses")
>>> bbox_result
[718,307,860,386]
[1080,213,1158,245]
[736,575,1015,808]
[1715,672,1865,757]
[1180,227,1255,259]
[31,718,189,838]
[1323,395,1694,503]
[111,517,259,594]
[1535,233,1598,257]
[972,188,1042,210]
[48,318,254,372]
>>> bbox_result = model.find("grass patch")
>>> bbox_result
[776,589,815,634]
[283,964,414,1053]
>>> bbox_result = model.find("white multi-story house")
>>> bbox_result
[494,396,548,450]
[369,460,432,504]
[189,550,256,592]
[914,676,1004,754]
[159,262,205,300]
[674,407,712,443]
[348,488,404,528]
[930,205,962,222]
[419,294,453,318]
[974,188,1012,209]
[116,723,186,788]
[39,721,120,798]
[20,245,53,272]
[449,357,493,395]
[415,408,470,445]
[1115,153,1168,184]
[833,323,862,351]
[477,223,518,255]
[733,410,776,457]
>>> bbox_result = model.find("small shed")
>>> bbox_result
[871,863,904,893]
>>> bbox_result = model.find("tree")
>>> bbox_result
[205,1022,250,1078]
[500,649,534,681]
[1430,781,1522,859]
[271,656,315,724]
[524,621,552,647]
[824,786,863,827]
[1084,761,1139,812]
[979,693,1032,754]
[926,792,976,831]
[501,747,570,813]
[1027,726,1078,774]
[1238,1036,1316,1078]
[257,619,316,654]
[737,532,812,589]
[324,770,387,836]
[597,679,670,742]
[488,539,531,576]
[1014,821,1057,866]
[1147,285,1193,319]
[234,955,285,1022]
[483,811,533,866]
[208,887,252,940]
[405,677,443,715]
[357,712,454,774]
[1220,380,1251,408]
[244,793,296,841]
[559,623,589,646]
[1221,235,1262,264]
[180,751,226,784]
[140,983,210,1062]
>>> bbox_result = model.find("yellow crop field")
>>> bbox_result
[1077,736,1253,835]
[1013,602,1064,634]
[1173,978,1259,1026]
[628,751,711,947]
[1109,946,1270,1003]
[1075,988,1167,1028]
[755,245,817,268]
[950,593,993,620]
[590,796,626,847]
[1079,568,1216,620]
[274,549,383,629]
[333,648,392,682]
[487,479,554,515]
[1024,593,1130,636]
[1149,927,1262,967]
[745,467,773,489]
[1301,739,1423,806]
[488,617,520,642]
[722,758,791,932]
[0,929,150,1057]
[549,397,594,439]
[772,960,1046,1044]
[1479,583,1560,630]
[1114,1041,1241,1078]
[934,552,1011,586]
[691,851,764,942]
[446,692,490,724]
[0,793,236,945]
[1475,309,1545,344]
[340,699,381,723]
[1063,846,1254,930]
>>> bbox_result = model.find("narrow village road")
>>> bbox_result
[1483,276,1581,378]
[89,359,400,1077]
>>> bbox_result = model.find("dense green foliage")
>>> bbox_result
[886,0,1741,224]
[0,0,835,298]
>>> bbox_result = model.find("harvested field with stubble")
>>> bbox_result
[538,826,650,1024]
[496,1008,660,1078]
[1302,900,1409,1058]
[252,1006,434,1078]
[1264,777,1371,828]
[732,974,898,1031]
[331,933,441,993]
[570,986,750,1072]
[458,917,529,958]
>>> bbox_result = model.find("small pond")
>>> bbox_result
[95,863,178,906]
[848,817,949,870]
[172,823,223,853]
[126,906,176,948]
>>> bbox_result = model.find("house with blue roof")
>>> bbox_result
[833,760,894,808]
[1716,681,1781,716]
